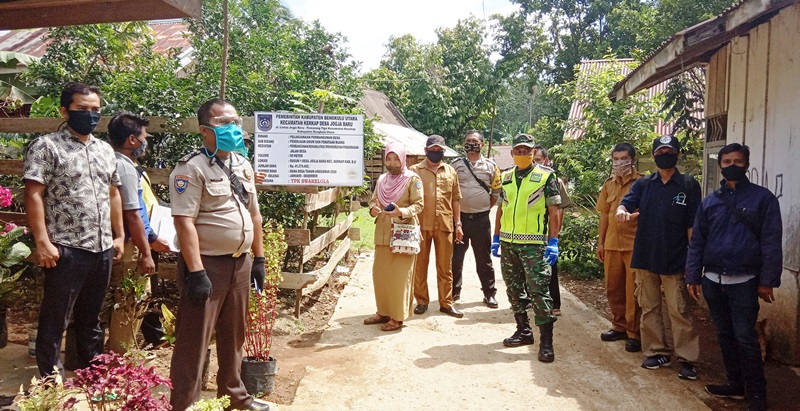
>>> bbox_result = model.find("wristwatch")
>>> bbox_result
[456,221,462,227]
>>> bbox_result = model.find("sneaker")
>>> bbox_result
[678,362,697,380]
[641,354,671,369]
[705,383,745,400]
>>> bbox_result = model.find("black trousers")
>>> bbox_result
[36,245,112,377]
[452,211,496,297]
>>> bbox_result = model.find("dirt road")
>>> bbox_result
[281,250,709,411]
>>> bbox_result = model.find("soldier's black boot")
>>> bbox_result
[538,321,555,362]
[503,313,534,347]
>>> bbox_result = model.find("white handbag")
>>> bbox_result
[389,220,421,255]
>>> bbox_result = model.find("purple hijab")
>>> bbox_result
[376,143,416,207]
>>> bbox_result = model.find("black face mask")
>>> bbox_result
[426,150,444,163]
[67,110,101,136]
[721,164,747,181]
[654,153,678,169]
[464,142,481,153]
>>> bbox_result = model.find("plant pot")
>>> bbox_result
[0,308,7,349]
[241,356,277,396]
[27,325,36,357]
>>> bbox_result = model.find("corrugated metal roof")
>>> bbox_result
[372,121,459,157]
[0,20,191,66]
[358,88,413,128]
[490,145,514,171]
[611,0,797,101]
[566,59,674,140]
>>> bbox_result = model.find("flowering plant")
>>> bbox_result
[15,372,80,411]
[0,222,31,308]
[64,351,172,410]
[243,223,286,361]
[0,186,12,208]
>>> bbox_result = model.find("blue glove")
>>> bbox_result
[491,234,501,257]
[544,238,559,266]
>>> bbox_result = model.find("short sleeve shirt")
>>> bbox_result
[115,152,142,211]
[619,170,702,274]
[170,150,259,256]
[409,160,462,232]
[596,171,643,251]
[451,156,501,213]
[23,130,121,252]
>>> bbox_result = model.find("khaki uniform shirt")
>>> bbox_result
[409,160,462,232]
[596,170,643,251]
[451,155,501,213]
[368,174,425,246]
[170,150,259,256]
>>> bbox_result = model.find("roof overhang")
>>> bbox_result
[0,0,202,30]
[611,0,798,102]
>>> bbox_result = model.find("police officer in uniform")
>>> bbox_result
[492,134,562,362]
[169,98,269,411]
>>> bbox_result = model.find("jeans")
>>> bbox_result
[36,245,112,377]
[702,276,766,397]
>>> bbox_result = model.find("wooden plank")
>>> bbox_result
[743,22,770,172]
[284,229,311,246]
[706,51,718,117]
[302,212,353,263]
[299,237,350,296]
[304,188,338,213]
[727,35,750,144]
[0,160,23,176]
[278,272,317,290]
[717,43,729,115]
[0,116,257,134]
[348,227,361,241]
[350,200,361,212]
[0,212,27,226]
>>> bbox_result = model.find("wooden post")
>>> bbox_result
[219,0,230,99]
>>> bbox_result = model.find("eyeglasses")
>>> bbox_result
[207,115,243,127]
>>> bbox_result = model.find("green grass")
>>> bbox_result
[350,207,375,251]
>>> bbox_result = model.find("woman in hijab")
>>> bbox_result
[364,143,424,331]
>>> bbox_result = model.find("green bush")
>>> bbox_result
[559,210,603,280]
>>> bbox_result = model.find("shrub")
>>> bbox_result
[559,209,603,280]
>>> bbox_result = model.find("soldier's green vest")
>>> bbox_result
[499,166,551,244]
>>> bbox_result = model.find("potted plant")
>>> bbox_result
[240,223,286,397]
[108,269,156,354]
[0,221,32,349]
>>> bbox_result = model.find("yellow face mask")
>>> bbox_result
[513,154,534,170]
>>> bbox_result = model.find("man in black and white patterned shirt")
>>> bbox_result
[23,82,124,377]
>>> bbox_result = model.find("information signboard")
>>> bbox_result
[253,112,364,186]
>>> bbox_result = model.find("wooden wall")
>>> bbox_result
[707,2,800,364]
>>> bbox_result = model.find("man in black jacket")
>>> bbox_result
[686,143,782,411]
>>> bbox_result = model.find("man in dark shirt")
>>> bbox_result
[686,143,781,411]
[617,134,700,380]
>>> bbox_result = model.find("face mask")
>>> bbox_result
[131,137,147,159]
[612,159,632,176]
[721,164,747,181]
[386,165,402,175]
[210,123,245,153]
[464,142,481,153]
[513,154,534,170]
[67,110,101,135]
[426,150,444,163]
[654,153,678,169]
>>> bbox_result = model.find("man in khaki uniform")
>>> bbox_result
[596,143,644,353]
[169,98,269,411]
[450,130,501,308]
[410,135,464,318]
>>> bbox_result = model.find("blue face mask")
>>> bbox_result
[208,123,246,155]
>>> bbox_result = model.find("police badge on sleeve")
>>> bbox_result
[174,175,190,194]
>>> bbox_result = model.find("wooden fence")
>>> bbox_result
[0,116,359,317]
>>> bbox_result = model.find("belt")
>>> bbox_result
[461,210,490,219]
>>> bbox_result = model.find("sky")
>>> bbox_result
[284,0,518,72]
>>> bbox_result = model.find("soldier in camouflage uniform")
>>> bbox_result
[492,134,562,362]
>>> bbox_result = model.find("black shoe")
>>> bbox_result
[504,313,534,347]
[538,322,555,363]
[483,295,499,308]
[600,329,627,341]
[625,338,642,352]
[678,362,697,380]
[452,293,460,301]
[439,306,464,318]
[247,400,270,411]
[413,304,428,315]
[748,395,767,411]
[705,383,745,400]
